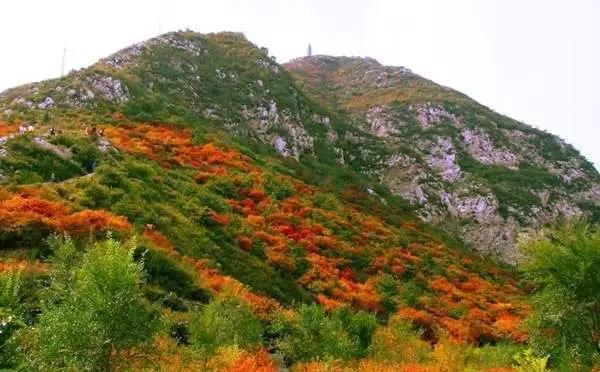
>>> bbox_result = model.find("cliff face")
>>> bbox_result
[1,32,598,262]
[284,56,599,261]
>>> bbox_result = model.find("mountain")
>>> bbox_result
[284,55,600,262]
[4,33,598,264]
[0,31,596,369]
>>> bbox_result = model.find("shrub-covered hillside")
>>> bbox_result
[0,31,597,370]
[285,56,600,262]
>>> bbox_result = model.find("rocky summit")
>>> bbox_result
[0,31,598,370]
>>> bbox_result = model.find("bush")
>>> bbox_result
[271,304,377,363]
[369,317,430,364]
[134,247,210,303]
[189,296,263,357]
[513,348,549,372]
[518,222,600,368]
[376,274,399,314]
[0,269,25,368]
[25,238,159,370]
[50,135,101,172]
[264,174,294,200]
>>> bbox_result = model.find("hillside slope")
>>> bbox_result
[285,56,600,261]
[0,31,592,370]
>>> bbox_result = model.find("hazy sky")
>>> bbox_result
[1,0,598,168]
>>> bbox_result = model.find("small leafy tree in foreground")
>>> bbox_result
[271,304,377,363]
[189,295,264,363]
[518,222,599,369]
[25,238,159,371]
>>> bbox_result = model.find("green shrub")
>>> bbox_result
[25,238,159,371]
[513,349,549,372]
[376,274,399,314]
[518,222,600,368]
[0,269,26,368]
[271,304,377,363]
[402,281,425,308]
[134,247,209,303]
[50,135,101,172]
[189,295,263,357]
[264,174,294,200]
[370,318,430,364]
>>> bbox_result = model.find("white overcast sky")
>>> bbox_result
[1,0,598,169]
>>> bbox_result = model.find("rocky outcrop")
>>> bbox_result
[101,31,204,69]
[413,103,460,129]
[37,97,54,109]
[241,100,314,159]
[426,137,461,182]
[366,106,400,137]
[461,128,518,168]
[87,76,129,103]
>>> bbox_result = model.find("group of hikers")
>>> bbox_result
[84,126,105,137]
[17,124,35,134]
[16,124,105,138]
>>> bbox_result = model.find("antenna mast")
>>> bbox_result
[60,47,67,77]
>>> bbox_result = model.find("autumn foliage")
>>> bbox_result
[0,191,130,239]
[104,125,252,172]
[0,121,19,137]
[100,123,530,345]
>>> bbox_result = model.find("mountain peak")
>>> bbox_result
[286,55,382,68]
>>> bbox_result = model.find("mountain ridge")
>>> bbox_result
[1,31,598,263]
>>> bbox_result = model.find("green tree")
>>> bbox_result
[518,222,600,368]
[189,296,263,352]
[189,295,263,363]
[271,304,377,363]
[25,238,159,371]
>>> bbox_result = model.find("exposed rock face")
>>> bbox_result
[461,128,518,168]
[414,103,459,129]
[65,87,96,107]
[37,96,54,109]
[442,192,497,221]
[101,31,203,69]
[549,158,588,183]
[366,106,399,137]
[382,154,428,205]
[242,100,314,159]
[426,137,461,182]
[87,76,129,103]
